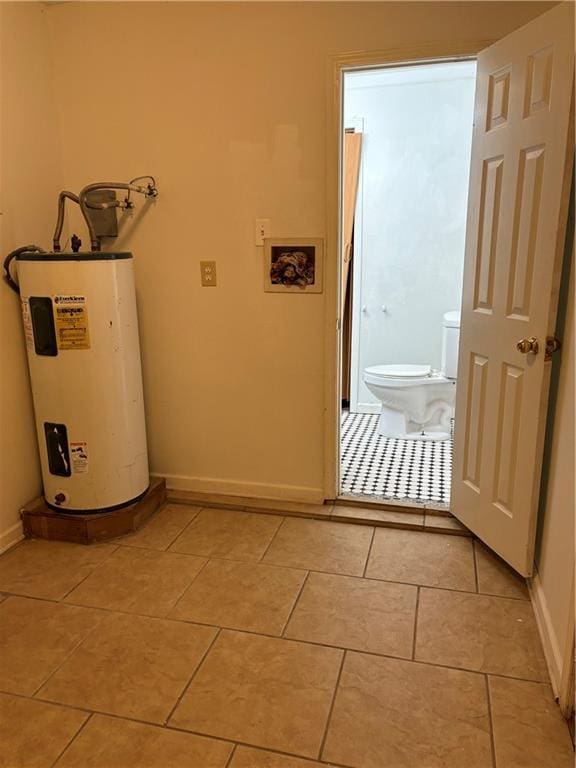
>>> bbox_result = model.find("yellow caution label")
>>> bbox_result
[54,303,90,350]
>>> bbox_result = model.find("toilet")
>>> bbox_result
[363,311,460,441]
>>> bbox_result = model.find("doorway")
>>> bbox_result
[338,59,477,508]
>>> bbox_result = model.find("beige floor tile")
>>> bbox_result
[230,747,332,767]
[0,540,117,600]
[38,612,217,723]
[424,514,471,534]
[64,547,207,617]
[0,692,88,768]
[122,503,202,550]
[169,559,306,635]
[285,572,417,657]
[244,499,331,518]
[262,518,373,576]
[415,588,548,680]
[489,676,574,768]
[170,630,343,758]
[332,505,424,528]
[170,508,282,562]
[365,528,476,590]
[0,597,103,696]
[54,714,233,768]
[475,542,529,600]
[322,653,492,768]
[167,490,251,509]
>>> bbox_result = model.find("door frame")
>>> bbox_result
[323,41,495,500]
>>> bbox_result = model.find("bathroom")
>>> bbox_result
[340,60,477,507]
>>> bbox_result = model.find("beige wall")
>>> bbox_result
[45,1,552,502]
[0,3,63,549]
[535,251,575,690]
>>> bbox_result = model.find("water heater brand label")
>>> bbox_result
[70,442,89,474]
[54,296,90,350]
[54,295,86,305]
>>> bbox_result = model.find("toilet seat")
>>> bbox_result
[368,364,431,378]
[364,364,450,389]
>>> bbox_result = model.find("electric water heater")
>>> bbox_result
[16,252,149,512]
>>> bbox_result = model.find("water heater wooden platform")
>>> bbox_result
[20,478,166,545]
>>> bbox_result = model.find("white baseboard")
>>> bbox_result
[528,570,563,695]
[151,473,324,505]
[0,521,24,555]
[352,402,381,415]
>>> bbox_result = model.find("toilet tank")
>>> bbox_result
[441,311,460,379]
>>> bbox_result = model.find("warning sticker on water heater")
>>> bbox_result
[20,297,34,350]
[54,296,90,350]
[70,442,89,474]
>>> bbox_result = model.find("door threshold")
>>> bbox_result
[332,495,469,535]
[334,493,452,517]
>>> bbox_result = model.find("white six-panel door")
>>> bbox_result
[452,2,574,575]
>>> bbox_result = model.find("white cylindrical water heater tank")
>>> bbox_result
[441,310,461,380]
[16,252,149,512]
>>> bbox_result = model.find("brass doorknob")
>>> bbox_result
[516,337,539,354]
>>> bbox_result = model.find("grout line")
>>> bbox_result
[330,516,425,531]
[280,571,310,637]
[30,610,109,699]
[472,539,480,593]
[361,527,376,578]
[164,626,222,726]
[257,516,287,563]
[317,649,347,761]
[166,508,209,553]
[223,743,237,768]
[166,557,212,616]
[48,711,93,768]
[161,507,204,551]
[5,690,185,730]
[485,674,498,768]
[58,545,121,601]
[0,592,62,605]
[411,586,421,660]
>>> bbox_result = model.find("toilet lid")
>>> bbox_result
[365,364,432,378]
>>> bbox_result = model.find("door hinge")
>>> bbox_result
[545,336,561,362]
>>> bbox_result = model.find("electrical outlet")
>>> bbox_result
[200,260,217,287]
[254,218,271,246]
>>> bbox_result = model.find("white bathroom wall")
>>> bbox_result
[345,62,476,412]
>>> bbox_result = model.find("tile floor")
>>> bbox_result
[340,410,452,505]
[0,504,572,768]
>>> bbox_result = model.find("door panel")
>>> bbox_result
[462,352,488,491]
[452,2,574,575]
[474,156,503,313]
